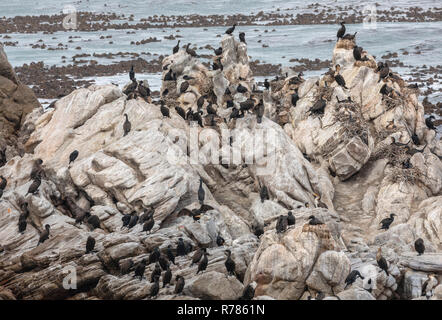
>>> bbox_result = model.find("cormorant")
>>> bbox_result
[344,270,364,289]
[175,106,186,119]
[37,224,50,246]
[163,267,172,288]
[138,81,151,98]
[0,176,6,190]
[425,116,437,131]
[27,175,41,195]
[120,259,134,275]
[256,99,264,124]
[240,99,254,113]
[198,178,205,205]
[129,65,135,81]
[166,245,176,265]
[225,250,236,276]
[291,91,299,107]
[264,79,270,90]
[380,213,395,230]
[337,22,346,40]
[309,95,326,114]
[164,69,174,81]
[191,248,206,266]
[276,215,288,233]
[139,207,154,224]
[143,216,155,233]
[149,247,161,264]
[287,211,295,226]
[69,150,79,164]
[237,84,248,93]
[196,252,209,274]
[380,84,393,96]
[30,159,44,180]
[180,81,189,94]
[160,101,170,118]
[19,202,29,221]
[239,32,246,43]
[376,247,389,275]
[207,103,218,117]
[411,133,420,146]
[162,88,169,97]
[225,24,237,35]
[240,283,255,300]
[260,185,270,203]
[150,275,160,297]
[353,46,362,61]
[0,148,6,167]
[151,263,162,282]
[186,43,197,57]
[86,236,96,254]
[308,215,324,225]
[226,100,234,108]
[127,212,138,229]
[414,238,425,256]
[18,219,27,234]
[121,213,131,228]
[343,32,357,40]
[334,65,348,89]
[174,275,185,294]
[87,214,101,230]
[123,79,137,96]
[378,62,390,82]
[229,107,240,120]
[159,255,169,271]
[252,224,264,238]
[216,235,225,246]
[197,95,206,110]
[173,40,180,54]
[123,114,131,136]
[176,238,187,256]
[214,47,222,56]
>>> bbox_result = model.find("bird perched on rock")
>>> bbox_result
[30,159,44,180]
[229,107,240,121]
[18,219,27,234]
[120,259,134,275]
[291,91,299,107]
[129,65,135,81]
[237,84,248,93]
[0,176,6,190]
[264,79,270,90]
[160,101,170,118]
[380,213,396,230]
[123,113,131,136]
[337,22,346,40]
[276,215,288,233]
[185,43,197,57]
[163,69,175,81]
[344,270,364,289]
[260,185,270,203]
[27,175,41,195]
[225,24,237,35]
[240,283,255,300]
[166,245,176,265]
[121,213,131,228]
[158,255,169,271]
[163,267,172,288]
[239,32,246,43]
[150,275,160,297]
[309,95,326,115]
[143,216,155,234]
[191,248,206,266]
[414,238,425,256]
[134,259,147,280]
[256,99,265,124]
[151,263,162,282]
[37,224,50,246]
[308,215,324,225]
[180,81,189,94]
[176,238,187,256]
[425,116,437,131]
[239,99,254,113]
[378,62,390,82]
[214,47,222,56]
[287,211,296,226]
[69,150,79,164]
[86,236,96,254]
[376,247,389,275]
[353,46,362,61]
[138,81,151,100]
[172,40,180,54]
[196,252,209,274]
[198,178,205,205]
[216,235,225,247]
[139,207,154,224]
[225,250,236,276]
[411,133,420,146]
[334,65,348,89]
[0,148,6,167]
[174,275,185,294]
[86,214,101,230]
[148,247,161,265]
[175,106,186,119]
[252,224,264,238]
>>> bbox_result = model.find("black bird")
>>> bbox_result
[196,252,209,274]
[18,219,27,234]
[226,100,234,109]
[197,95,206,110]
[239,32,246,43]
[173,40,180,54]
[353,46,362,61]
[229,107,240,120]
[86,236,96,254]
[19,202,29,221]
[380,213,396,230]
[260,185,270,203]
[186,43,197,57]
[129,65,135,81]
[216,234,225,246]
[150,275,160,297]
[207,103,218,117]
[139,207,154,224]
[411,133,420,146]
[159,255,170,271]
[425,116,437,130]
[174,275,185,294]
[225,250,236,276]
[180,81,189,94]
[143,216,155,233]
[175,106,186,119]
[0,176,6,190]
[337,22,346,40]
[344,270,364,289]
[138,81,151,98]
[121,213,131,228]
[198,178,205,205]
[225,24,237,35]
[127,212,138,229]
[193,110,204,127]
[380,84,393,96]
[162,88,169,97]
[0,148,6,167]
[123,113,131,136]
[414,238,425,256]
[240,283,255,300]
[164,69,174,81]
[287,211,295,226]
[214,47,222,56]
[376,248,389,275]
[160,101,170,118]
[163,267,172,288]
[308,215,324,225]
[151,263,162,282]
[309,96,326,114]
[37,224,50,246]
[264,79,270,90]
[276,215,288,233]
[240,99,255,113]
[291,92,299,106]
[191,248,206,266]
[334,74,348,89]
[253,224,264,238]
[69,150,79,164]
[237,84,248,93]
[176,238,187,256]
[27,175,41,195]
[0,188,3,199]
[166,245,176,265]
[149,247,161,264]
[256,99,264,124]
[30,159,44,180]
[378,62,390,82]
[87,214,101,230]
[120,259,134,275]
[134,259,147,280]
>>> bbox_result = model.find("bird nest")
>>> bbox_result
[332,103,369,146]
[370,142,408,167]
[386,166,424,185]
[318,86,334,101]
[382,95,402,111]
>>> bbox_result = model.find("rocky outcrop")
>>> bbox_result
[0,33,440,300]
